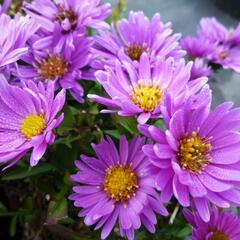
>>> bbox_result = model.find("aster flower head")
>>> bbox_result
[89,53,207,124]
[92,11,185,69]
[0,13,39,69]
[184,207,240,240]
[0,75,65,169]
[18,35,92,103]
[181,35,215,59]
[69,135,168,240]
[24,0,111,48]
[139,87,240,222]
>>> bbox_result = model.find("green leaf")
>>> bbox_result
[58,217,75,225]
[2,163,56,181]
[59,105,76,130]
[114,115,138,135]
[48,198,68,221]
[176,225,192,238]
[9,216,17,237]
[104,130,120,139]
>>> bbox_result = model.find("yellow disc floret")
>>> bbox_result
[104,165,138,202]
[131,80,164,112]
[178,131,211,173]
[20,114,46,140]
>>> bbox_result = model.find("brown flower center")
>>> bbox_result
[54,6,77,32]
[209,231,229,240]
[104,165,138,202]
[178,131,211,173]
[36,54,68,81]
[125,43,148,61]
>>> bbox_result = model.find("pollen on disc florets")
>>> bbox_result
[104,165,138,202]
[177,131,211,173]
[209,231,229,240]
[219,52,229,60]
[35,54,68,81]
[20,114,46,140]
[130,80,164,112]
[125,43,148,61]
[55,4,77,31]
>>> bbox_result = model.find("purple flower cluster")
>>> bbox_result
[0,0,111,167]
[1,1,240,239]
[182,17,240,73]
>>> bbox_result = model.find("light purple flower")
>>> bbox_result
[88,53,207,124]
[182,17,240,72]
[92,11,185,69]
[190,58,213,81]
[0,74,65,169]
[139,88,240,222]
[0,13,39,68]
[181,36,215,59]
[17,35,92,103]
[184,207,240,240]
[69,135,168,240]
[23,0,111,48]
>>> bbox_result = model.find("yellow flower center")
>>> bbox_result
[20,114,46,140]
[104,165,138,202]
[178,131,211,173]
[130,81,164,112]
[36,54,68,81]
[209,231,229,240]
[125,43,147,61]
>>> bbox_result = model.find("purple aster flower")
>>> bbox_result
[184,207,240,240]
[88,53,207,124]
[0,13,39,68]
[0,74,65,169]
[190,58,213,81]
[23,0,111,48]
[197,17,230,44]
[139,87,240,222]
[182,17,240,72]
[91,11,185,69]
[17,35,92,103]
[181,36,215,59]
[69,135,168,240]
